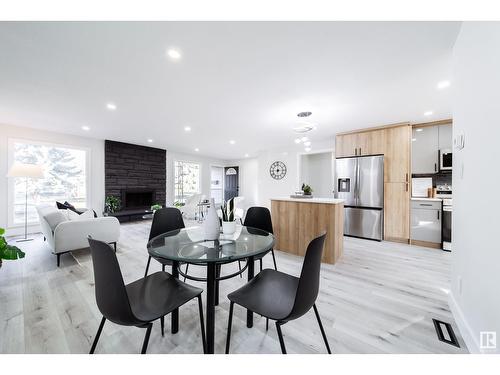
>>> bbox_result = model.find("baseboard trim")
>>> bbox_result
[449,292,480,353]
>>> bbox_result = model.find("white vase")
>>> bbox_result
[203,198,220,240]
[222,221,236,235]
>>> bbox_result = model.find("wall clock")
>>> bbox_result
[269,161,287,180]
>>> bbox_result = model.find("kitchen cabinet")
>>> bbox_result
[335,133,358,157]
[411,199,442,247]
[384,125,411,183]
[384,182,410,241]
[335,129,386,157]
[438,123,453,150]
[412,125,439,174]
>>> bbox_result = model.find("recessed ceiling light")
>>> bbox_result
[416,128,423,132]
[184,126,191,132]
[229,140,236,145]
[294,138,301,144]
[81,126,90,131]
[106,103,117,111]
[147,139,153,143]
[305,147,311,152]
[301,136,308,142]
[424,111,433,116]
[195,148,199,152]
[304,141,312,147]
[167,49,181,60]
[412,138,417,142]
[437,80,450,89]
[244,153,249,158]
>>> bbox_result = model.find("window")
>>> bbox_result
[210,166,224,204]
[174,161,201,204]
[9,140,88,225]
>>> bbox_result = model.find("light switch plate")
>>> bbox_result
[454,131,465,150]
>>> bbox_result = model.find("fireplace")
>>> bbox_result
[121,189,155,210]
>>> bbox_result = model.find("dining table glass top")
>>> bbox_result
[147,225,275,264]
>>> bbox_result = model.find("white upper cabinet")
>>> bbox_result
[438,123,453,150]
[412,125,439,174]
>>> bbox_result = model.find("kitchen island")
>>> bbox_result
[270,197,344,264]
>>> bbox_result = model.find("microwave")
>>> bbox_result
[439,149,452,171]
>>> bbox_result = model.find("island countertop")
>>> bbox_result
[270,198,344,264]
[271,197,345,204]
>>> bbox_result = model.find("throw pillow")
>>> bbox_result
[44,211,68,232]
[67,209,94,221]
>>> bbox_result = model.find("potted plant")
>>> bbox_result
[0,228,25,268]
[221,198,236,235]
[301,183,313,196]
[105,196,121,214]
[151,203,162,212]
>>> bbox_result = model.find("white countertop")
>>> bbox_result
[411,197,443,202]
[271,197,345,204]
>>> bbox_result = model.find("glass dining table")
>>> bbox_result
[147,225,275,354]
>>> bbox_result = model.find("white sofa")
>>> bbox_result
[36,205,120,266]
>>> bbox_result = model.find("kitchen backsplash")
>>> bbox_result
[412,172,452,188]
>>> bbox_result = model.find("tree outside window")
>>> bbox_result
[174,161,200,204]
[12,141,87,224]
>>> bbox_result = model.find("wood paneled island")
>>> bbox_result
[270,197,344,264]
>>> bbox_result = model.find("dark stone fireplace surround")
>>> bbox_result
[105,140,166,220]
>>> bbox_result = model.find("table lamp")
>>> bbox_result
[7,163,44,242]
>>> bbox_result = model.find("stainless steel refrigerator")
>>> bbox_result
[335,155,384,241]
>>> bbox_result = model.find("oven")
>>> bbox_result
[442,198,452,251]
[439,149,452,171]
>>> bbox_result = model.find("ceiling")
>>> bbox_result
[0,22,461,159]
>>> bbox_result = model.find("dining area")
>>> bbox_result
[86,205,333,354]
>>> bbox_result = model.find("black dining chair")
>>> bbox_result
[145,207,190,279]
[88,237,206,354]
[239,206,278,274]
[225,233,331,354]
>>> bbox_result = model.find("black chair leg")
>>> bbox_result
[160,316,165,337]
[184,263,189,282]
[162,264,166,272]
[225,301,234,354]
[313,304,332,354]
[238,261,242,278]
[259,258,263,272]
[141,323,153,354]
[266,318,269,332]
[197,295,207,354]
[276,321,287,354]
[144,256,152,277]
[271,249,278,271]
[90,316,106,354]
[57,253,61,267]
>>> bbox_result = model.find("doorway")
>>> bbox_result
[224,166,239,201]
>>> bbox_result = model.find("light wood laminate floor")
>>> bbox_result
[0,220,468,354]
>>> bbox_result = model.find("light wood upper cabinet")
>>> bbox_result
[335,129,386,157]
[384,125,411,183]
[384,182,410,241]
[358,129,386,156]
[335,133,358,157]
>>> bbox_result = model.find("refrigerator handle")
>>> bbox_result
[356,158,361,205]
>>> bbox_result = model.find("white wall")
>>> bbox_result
[255,139,334,208]
[0,123,105,236]
[450,22,500,353]
[300,152,335,198]
[166,151,228,205]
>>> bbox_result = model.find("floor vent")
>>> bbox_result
[432,318,460,348]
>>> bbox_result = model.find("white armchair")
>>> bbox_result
[36,205,120,266]
[180,193,203,220]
